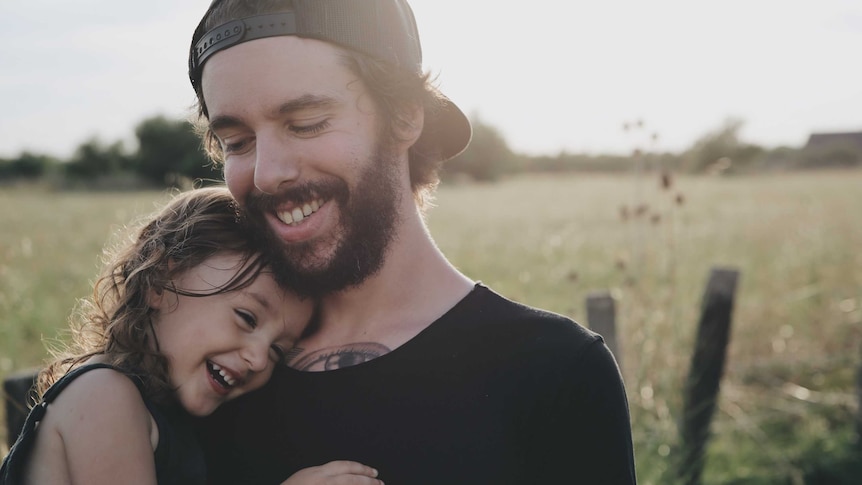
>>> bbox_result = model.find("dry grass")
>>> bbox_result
[2,170,861,483]
[429,170,862,483]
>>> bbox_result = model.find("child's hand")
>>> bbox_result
[280,460,383,485]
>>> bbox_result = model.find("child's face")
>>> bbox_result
[149,252,313,416]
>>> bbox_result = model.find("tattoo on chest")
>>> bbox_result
[287,342,392,371]
[284,346,304,363]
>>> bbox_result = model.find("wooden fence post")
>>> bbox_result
[857,343,862,452]
[676,267,740,485]
[586,291,621,368]
[3,368,38,449]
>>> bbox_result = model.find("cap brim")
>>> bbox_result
[419,94,472,161]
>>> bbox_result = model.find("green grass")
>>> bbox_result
[2,171,861,483]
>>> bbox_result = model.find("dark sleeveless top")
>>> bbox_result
[0,363,206,485]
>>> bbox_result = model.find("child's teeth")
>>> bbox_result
[219,369,235,386]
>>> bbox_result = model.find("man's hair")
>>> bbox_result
[192,0,448,208]
[38,187,272,404]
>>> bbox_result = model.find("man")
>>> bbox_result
[189,1,637,483]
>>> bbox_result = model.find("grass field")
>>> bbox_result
[2,170,861,483]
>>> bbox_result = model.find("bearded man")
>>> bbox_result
[189,1,637,483]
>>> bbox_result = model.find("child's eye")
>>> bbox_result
[269,345,286,364]
[235,310,257,329]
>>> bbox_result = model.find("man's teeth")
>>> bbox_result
[277,199,322,225]
[211,363,236,386]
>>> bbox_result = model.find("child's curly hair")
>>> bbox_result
[38,187,269,405]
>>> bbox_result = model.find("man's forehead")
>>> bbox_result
[200,36,355,114]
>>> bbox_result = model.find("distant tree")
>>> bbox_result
[753,146,800,171]
[443,114,516,181]
[683,118,765,174]
[133,116,218,186]
[0,152,58,180]
[65,138,129,178]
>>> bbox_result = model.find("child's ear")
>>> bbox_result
[147,287,164,310]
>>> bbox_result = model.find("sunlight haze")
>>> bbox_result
[1,0,860,158]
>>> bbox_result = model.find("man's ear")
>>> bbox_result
[393,102,424,149]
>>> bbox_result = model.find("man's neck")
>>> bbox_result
[287,205,473,371]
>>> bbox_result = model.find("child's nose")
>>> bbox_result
[240,339,270,373]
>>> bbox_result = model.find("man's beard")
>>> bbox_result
[243,146,401,297]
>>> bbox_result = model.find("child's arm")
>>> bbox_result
[280,460,383,485]
[48,368,158,485]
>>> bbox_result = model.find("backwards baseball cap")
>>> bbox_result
[189,0,471,161]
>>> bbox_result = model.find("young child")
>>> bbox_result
[0,187,382,485]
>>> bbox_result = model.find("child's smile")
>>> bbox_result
[207,360,241,394]
[148,251,313,416]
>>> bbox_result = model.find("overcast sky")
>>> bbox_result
[1,0,860,159]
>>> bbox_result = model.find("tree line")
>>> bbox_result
[445,117,862,182]
[1,115,860,188]
[0,116,218,189]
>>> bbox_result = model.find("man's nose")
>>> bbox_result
[254,133,300,195]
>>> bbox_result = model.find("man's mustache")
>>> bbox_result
[245,178,348,213]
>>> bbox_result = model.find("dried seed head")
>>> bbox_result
[615,257,627,271]
[660,170,673,190]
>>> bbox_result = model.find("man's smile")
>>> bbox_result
[276,198,324,225]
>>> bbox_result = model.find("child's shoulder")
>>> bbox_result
[55,364,142,401]
[20,364,161,483]
[46,364,153,436]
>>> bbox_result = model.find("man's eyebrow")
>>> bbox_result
[273,94,339,117]
[209,115,244,133]
[209,94,339,133]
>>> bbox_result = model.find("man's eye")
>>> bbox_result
[235,310,256,328]
[221,138,253,155]
[289,120,330,136]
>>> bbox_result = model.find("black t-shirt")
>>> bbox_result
[198,284,637,485]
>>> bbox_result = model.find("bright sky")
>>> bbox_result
[1,0,860,159]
